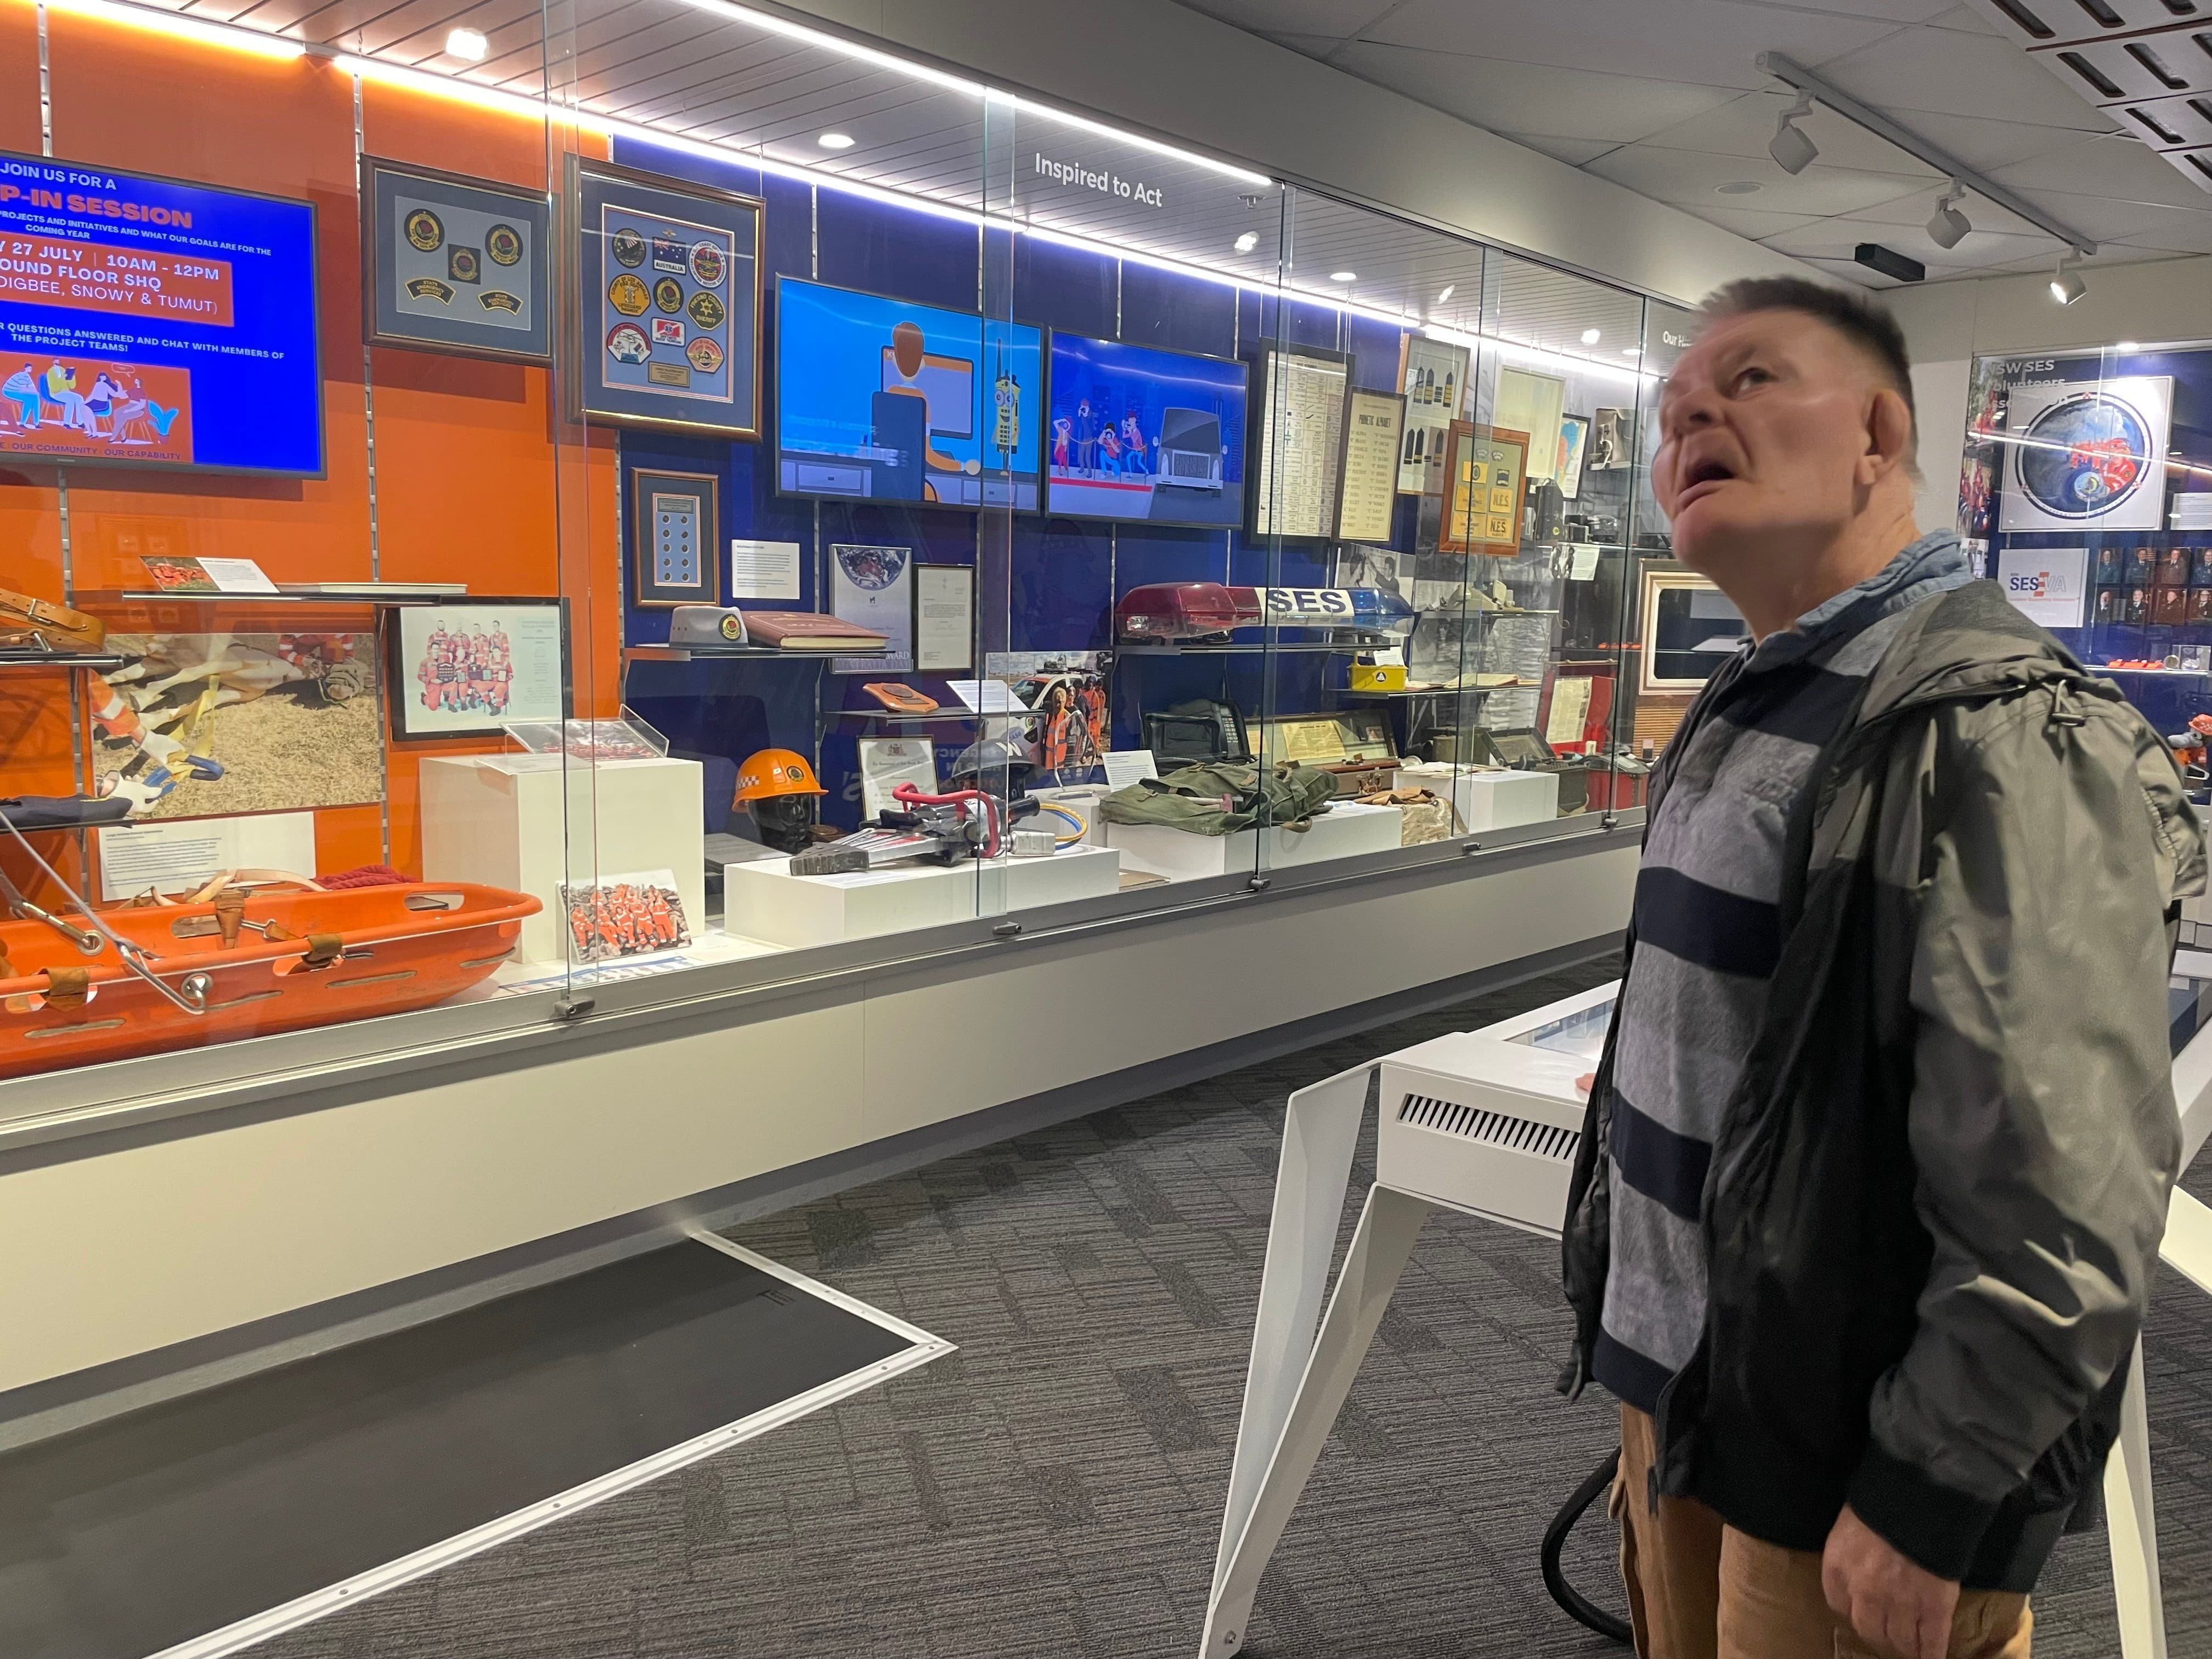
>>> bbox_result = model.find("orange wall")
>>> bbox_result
[0,10,621,893]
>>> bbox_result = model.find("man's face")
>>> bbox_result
[1653,309,1891,575]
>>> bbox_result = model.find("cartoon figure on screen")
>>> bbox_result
[2,363,40,430]
[1052,415,1072,471]
[1074,398,1099,475]
[1098,423,1122,477]
[874,318,963,504]
[85,373,125,436]
[1120,410,1150,476]
[42,361,92,432]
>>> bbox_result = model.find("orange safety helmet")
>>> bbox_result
[732,747,826,805]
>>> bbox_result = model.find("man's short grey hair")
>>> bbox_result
[1698,276,1920,478]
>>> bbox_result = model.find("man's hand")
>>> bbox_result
[1821,1504,1959,1659]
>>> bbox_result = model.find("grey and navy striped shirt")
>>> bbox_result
[1595,531,1975,1413]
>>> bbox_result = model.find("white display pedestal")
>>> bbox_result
[419,754,706,966]
[1395,763,1560,832]
[724,844,1122,949]
[1105,799,1403,882]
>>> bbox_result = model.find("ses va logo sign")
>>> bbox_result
[2006,568,2059,600]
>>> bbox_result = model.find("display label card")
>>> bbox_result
[1568,544,1602,581]
[97,811,315,901]
[944,678,1019,714]
[2173,494,2212,531]
[1996,546,2089,628]
[1102,750,1158,789]
[730,538,802,601]
[137,554,277,594]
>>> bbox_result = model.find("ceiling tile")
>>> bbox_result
[1841,181,2047,239]
[1638,91,1936,176]
[1990,136,2212,211]
[1587,143,1929,216]
[1254,31,1346,57]
[1675,202,1827,239]
[1814,26,2114,129]
[1895,109,2112,173]
[1802,255,1899,288]
[1171,0,1398,40]
[1498,132,1624,166]
[1361,0,1903,91]
[2005,186,2212,241]
[2107,210,2212,254]
[1325,42,1743,143]
[1733,0,1957,19]
[1922,3,2000,31]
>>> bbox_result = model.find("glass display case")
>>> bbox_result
[0,0,1673,1097]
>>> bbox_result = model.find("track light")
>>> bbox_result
[2050,252,2086,306]
[1927,182,1970,251]
[1770,92,1818,176]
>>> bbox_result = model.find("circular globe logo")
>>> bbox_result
[2017,392,2152,521]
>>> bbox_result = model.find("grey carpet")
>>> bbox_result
[255,952,2209,1658]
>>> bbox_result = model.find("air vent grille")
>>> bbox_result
[1396,1093,1581,1163]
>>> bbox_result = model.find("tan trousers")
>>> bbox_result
[1615,1406,2033,1659]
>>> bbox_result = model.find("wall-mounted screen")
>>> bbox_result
[0,149,322,477]
[1046,333,1247,528]
[776,277,1040,510]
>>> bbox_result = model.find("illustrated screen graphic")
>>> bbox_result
[0,150,321,476]
[776,277,1040,510]
[1045,333,1248,528]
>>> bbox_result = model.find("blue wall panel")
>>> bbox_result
[1119,263,1237,359]
[816,189,978,311]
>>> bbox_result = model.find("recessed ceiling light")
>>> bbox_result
[817,131,856,150]
[444,26,488,60]
[1580,328,1601,345]
[1622,347,1640,356]
[1329,270,1358,284]
[1436,284,1455,304]
[1234,231,1259,254]
[1716,180,1762,196]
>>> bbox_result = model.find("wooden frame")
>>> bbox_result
[1438,421,1529,556]
[1638,567,1746,696]
[630,468,721,608]
[566,156,763,439]
[361,156,552,365]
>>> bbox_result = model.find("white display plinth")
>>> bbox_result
[419,754,706,966]
[724,843,1122,949]
[1105,799,1404,881]
[1396,763,1560,832]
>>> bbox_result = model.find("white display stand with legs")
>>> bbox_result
[1200,981,2209,1658]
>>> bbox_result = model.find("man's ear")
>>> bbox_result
[1863,387,1915,483]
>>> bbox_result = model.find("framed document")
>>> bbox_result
[1336,388,1404,544]
[1556,413,1591,501]
[1440,422,1530,556]
[1495,368,1566,482]
[387,599,567,741]
[1246,342,1350,540]
[856,737,938,820]
[914,564,974,673]
[362,158,551,363]
[630,468,720,607]
[1397,335,1469,494]
[568,157,762,438]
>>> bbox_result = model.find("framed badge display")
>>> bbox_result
[362,158,551,363]
[631,467,721,608]
[1439,422,1529,555]
[568,158,761,438]
[386,599,568,742]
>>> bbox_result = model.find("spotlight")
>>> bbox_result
[1927,182,1971,251]
[1580,328,1601,345]
[444,26,488,60]
[2050,253,2086,306]
[817,131,856,150]
[1769,92,1818,176]
[1233,231,1259,254]
[1329,270,1358,284]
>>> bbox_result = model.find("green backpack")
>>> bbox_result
[1099,761,1336,837]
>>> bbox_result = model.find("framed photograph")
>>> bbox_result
[557,868,692,962]
[1440,422,1529,556]
[915,563,974,673]
[1639,568,1749,695]
[630,467,720,608]
[1590,406,1633,471]
[1397,334,1469,494]
[362,157,551,364]
[387,599,567,741]
[568,157,762,438]
[1556,413,1591,501]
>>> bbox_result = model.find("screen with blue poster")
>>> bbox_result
[1045,333,1246,528]
[776,276,1041,510]
[0,150,321,477]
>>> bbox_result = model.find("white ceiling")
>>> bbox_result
[1171,0,2212,287]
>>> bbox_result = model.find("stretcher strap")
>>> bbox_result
[213,887,247,950]
[300,933,345,969]
[42,967,89,1008]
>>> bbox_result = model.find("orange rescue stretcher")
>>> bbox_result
[0,874,540,1080]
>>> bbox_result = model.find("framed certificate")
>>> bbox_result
[1440,422,1529,556]
[630,467,720,607]
[1246,342,1350,540]
[362,157,552,363]
[568,157,762,438]
[914,564,974,673]
[387,599,568,741]
[1336,388,1405,544]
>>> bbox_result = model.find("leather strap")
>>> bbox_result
[0,588,105,651]
[41,966,90,1008]
[300,933,345,968]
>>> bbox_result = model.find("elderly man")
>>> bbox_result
[1560,277,2203,1659]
